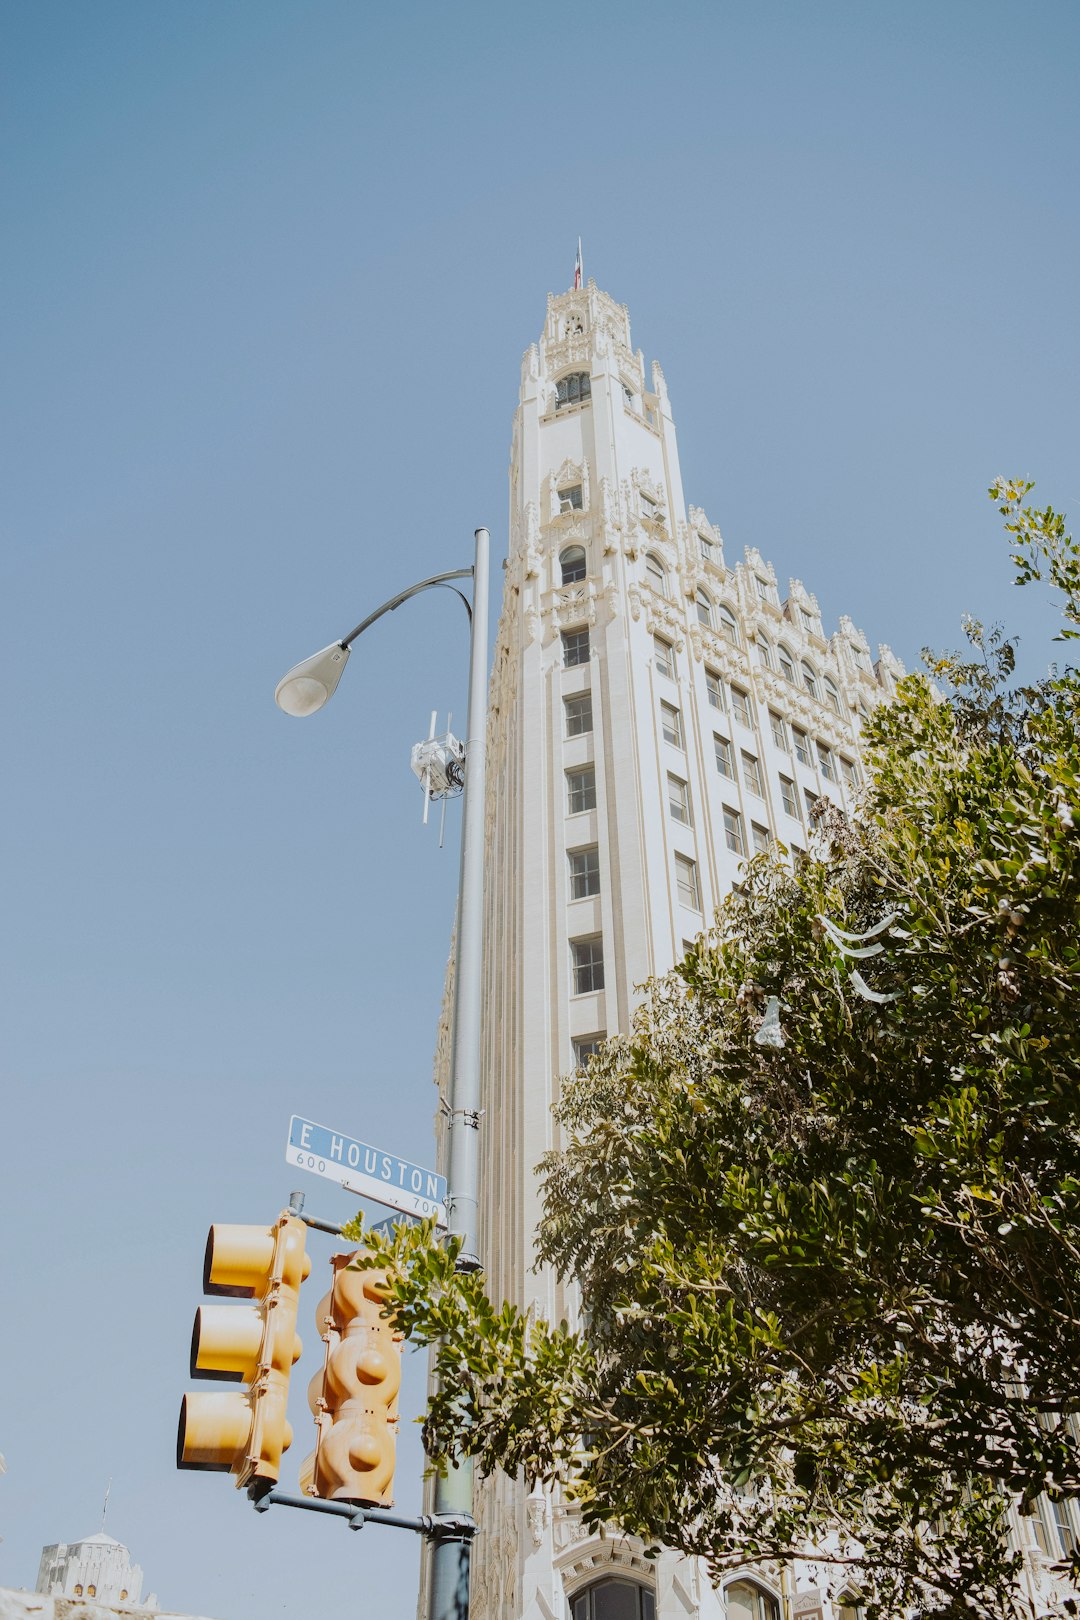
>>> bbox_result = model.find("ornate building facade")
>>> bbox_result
[433,281,1075,1620]
[36,1531,155,1607]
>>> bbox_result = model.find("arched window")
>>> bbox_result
[801,660,819,700]
[645,553,667,596]
[724,1580,780,1620]
[556,371,592,409]
[755,637,773,669]
[87,1587,97,1599]
[778,645,796,683]
[74,1588,83,1598]
[696,590,714,629]
[561,546,587,585]
[837,1595,865,1620]
[824,677,842,716]
[718,604,739,646]
[571,1577,656,1620]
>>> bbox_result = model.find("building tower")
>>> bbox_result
[36,1532,156,1608]
[446,281,903,1620]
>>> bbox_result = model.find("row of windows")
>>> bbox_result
[560,541,868,684]
[644,556,828,657]
[653,621,843,715]
[568,1576,796,1620]
[658,681,857,789]
[564,718,843,854]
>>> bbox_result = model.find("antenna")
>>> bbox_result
[102,1478,112,1532]
[410,713,466,849]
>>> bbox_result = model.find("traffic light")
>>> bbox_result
[300,1249,403,1508]
[177,1211,310,1491]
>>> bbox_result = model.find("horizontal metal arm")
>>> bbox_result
[251,1487,476,1542]
[339,568,474,649]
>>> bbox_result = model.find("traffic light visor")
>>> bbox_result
[203,1224,277,1297]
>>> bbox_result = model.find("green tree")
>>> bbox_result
[349,481,1080,1620]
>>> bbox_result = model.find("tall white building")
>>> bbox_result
[439,281,1080,1620]
[432,278,901,1620]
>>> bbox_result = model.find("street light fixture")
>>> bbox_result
[274,530,490,1620]
[275,566,475,718]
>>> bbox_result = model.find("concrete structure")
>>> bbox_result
[35,1536,153,1609]
[427,280,900,1620]
[430,280,1080,1620]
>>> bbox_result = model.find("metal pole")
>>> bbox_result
[427,526,490,1620]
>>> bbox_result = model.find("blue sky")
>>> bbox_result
[3,3,1077,1616]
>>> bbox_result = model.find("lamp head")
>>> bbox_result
[275,642,350,716]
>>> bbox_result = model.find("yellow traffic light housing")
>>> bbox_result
[178,1212,311,1490]
[301,1249,403,1508]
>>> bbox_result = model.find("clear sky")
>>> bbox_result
[3,3,1077,1617]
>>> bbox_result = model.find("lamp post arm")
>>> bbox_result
[339,568,474,649]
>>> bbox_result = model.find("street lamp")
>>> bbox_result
[275,528,490,1620]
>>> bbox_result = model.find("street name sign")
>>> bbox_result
[287,1115,447,1226]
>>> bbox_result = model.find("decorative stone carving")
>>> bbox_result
[627,584,685,650]
[479,1514,518,1620]
[526,1484,549,1548]
[547,457,591,522]
[751,667,853,751]
[687,621,748,676]
[523,502,542,579]
[551,582,597,631]
[743,544,775,585]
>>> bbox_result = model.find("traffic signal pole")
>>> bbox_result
[273,528,491,1620]
[427,526,489,1620]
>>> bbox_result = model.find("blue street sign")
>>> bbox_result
[286,1115,447,1226]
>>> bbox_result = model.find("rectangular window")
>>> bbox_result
[800,606,815,634]
[654,636,675,679]
[559,484,583,511]
[742,751,764,798]
[841,756,859,789]
[818,743,836,782]
[779,775,800,819]
[714,734,734,778]
[566,767,596,814]
[769,710,788,751]
[675,853,701,911]
[699,533,714,561]
[792,727,810,766]
[660,701,683,748]
[805,788,819,820]
[722,805,745,856]
[562,627,590,667]
[1032,1499,1054,1555]
[564,691,593,737]
[1053,1500,1077,1557]
[571,935,605,994]
[705,669,725,710]
[568,846,600,899]
[751,822,771,854]
[573,1034,605,1069]
[731,686,752,728]
[756,576,771,602]
[667,774,691,825]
